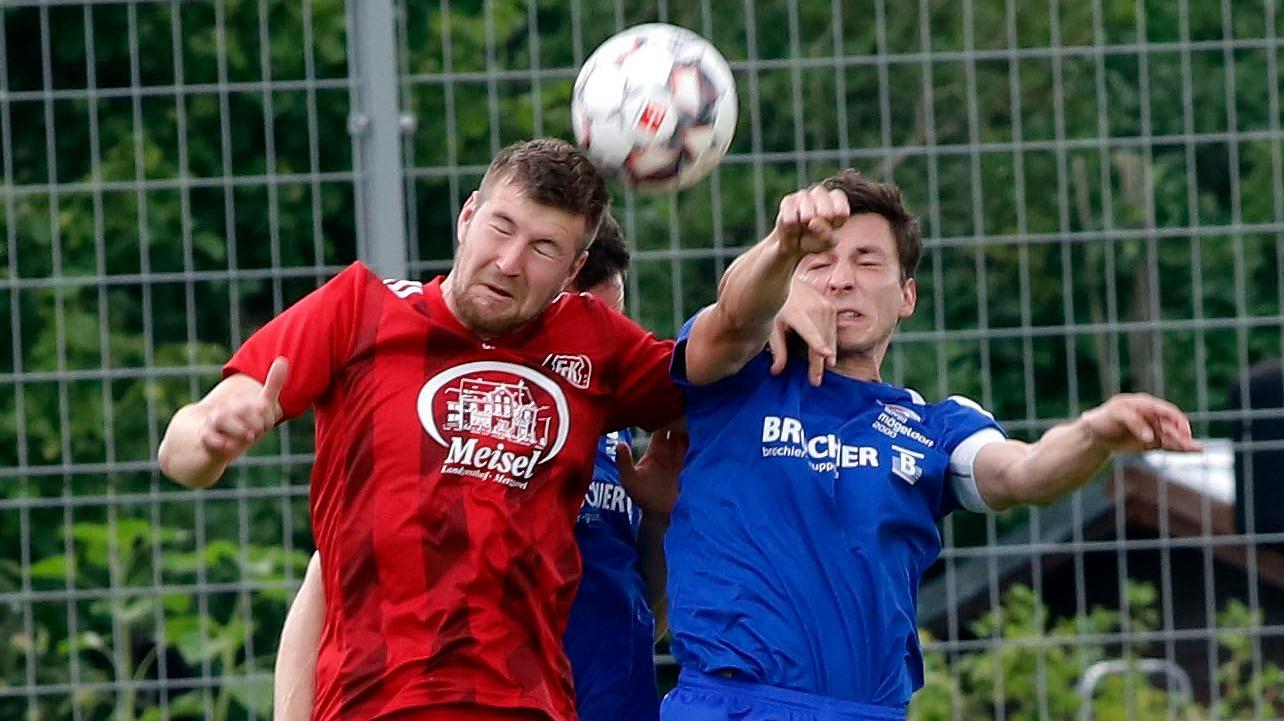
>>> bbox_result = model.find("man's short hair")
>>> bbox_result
[573,212,630,292]
[821,170,922,281]
[480,138,610,250]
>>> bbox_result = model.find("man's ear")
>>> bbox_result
[565,251,589,291]
[456,191,480,247]
[899,277,917,319]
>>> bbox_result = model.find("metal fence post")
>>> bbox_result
[347,0,409,280]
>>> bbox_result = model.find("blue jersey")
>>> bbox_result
[564,430,660,721]
[665,315,1004,708]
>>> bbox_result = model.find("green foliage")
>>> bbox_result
[911,583,1284,721]
[1,517,307,721]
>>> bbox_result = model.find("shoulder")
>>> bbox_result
[917,392,1006,450]
[545,290,621,326]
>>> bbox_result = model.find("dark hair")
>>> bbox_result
[821,170,921,281]
[573,211,630,291]
[480,138,610,249]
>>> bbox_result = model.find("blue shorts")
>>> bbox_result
[660,670,906,721]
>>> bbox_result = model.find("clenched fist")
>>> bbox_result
[772,185,851,257]
[199,356,288,458]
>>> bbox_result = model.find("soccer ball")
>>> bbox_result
[572,23,737,193]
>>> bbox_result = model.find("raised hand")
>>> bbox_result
[1081,392,1202,454]
[769,277,836,386]
[772,185,851,257]
[199,356,288,459]
[617,424,690,516]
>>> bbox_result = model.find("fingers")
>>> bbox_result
[807,348,826,387]
[776,194,800,232]
[768,322,789,375]
[199,424,241,456]
[806,217,834,245]
[1097,393,1202,453]
[615,441,635,475]
[775,186,851,252]
[788,312,835,366]
[795,191,815,223]
[1116,403,1157,446]
[827,187,849,220]
[1132,395,1201,452]
[201,393,278,460]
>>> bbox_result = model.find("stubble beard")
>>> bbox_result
[449,282,527,337]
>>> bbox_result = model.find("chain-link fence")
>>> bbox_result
[2,1,1282,719]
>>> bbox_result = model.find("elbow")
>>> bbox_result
[156,436,181,484]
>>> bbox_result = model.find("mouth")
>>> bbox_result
[836,309,864,324]
[477,282,515,301]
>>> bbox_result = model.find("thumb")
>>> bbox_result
[260,356,289,405]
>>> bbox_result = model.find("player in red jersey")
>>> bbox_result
[158,138,685,721]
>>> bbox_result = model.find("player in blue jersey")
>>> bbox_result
[661,171,1201,721]
[271,213,684,721]
[563,213,685,721]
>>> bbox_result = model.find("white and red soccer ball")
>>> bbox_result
[572,23,738,193]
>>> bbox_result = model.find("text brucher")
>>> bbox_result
[761,415,880,472]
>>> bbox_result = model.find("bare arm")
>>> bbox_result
[274,551,325,721]
[157,358,287,489]
[973,393,1201,511]
[637,512,670,640]
[682,187,848,386]
[616,426,688,640]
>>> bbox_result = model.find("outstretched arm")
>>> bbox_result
[973,393,1201,511]
[682,186,848,386]
[273,552,325,721]
[157,357,288,489]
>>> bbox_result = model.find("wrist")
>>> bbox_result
[641,509,672,529]
[764,230,808,268]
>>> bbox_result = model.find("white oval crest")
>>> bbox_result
[417,361,570,465]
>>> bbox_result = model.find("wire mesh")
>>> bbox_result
[3,0,1284,719]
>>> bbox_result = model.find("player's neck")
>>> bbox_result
[831,343,889,384]
[439,273,497,340]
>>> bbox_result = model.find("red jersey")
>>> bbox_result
[224,262,682,721]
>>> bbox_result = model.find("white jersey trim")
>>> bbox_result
[948,427,1006,513]
[947,394,995,419]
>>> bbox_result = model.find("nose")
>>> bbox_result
[493,239,525,277]
[827,260,856,293]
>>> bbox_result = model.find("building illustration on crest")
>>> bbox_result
[444,377,551,448]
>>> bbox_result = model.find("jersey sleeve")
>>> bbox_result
[936,395,1008,516]
[223,261,371,421]
[669,308,773,416]
[602,307,684,432]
